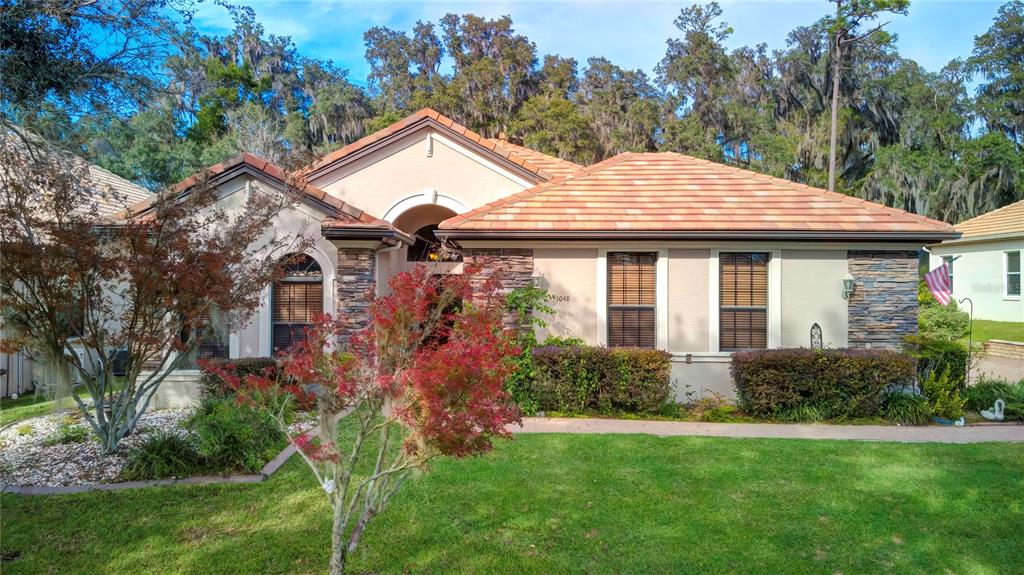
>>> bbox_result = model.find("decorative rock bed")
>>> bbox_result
[0,409,191,487]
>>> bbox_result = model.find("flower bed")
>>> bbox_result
[0,409,190,487]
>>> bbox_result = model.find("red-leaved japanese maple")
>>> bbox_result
[202,264,521,574]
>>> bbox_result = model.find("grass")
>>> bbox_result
[966,320,1024,345]
[3,434,1023,574]
[0,394,59,427]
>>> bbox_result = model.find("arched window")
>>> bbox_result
[272,253,323,353]
[407,224,462,262]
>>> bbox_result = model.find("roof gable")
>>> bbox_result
[119,153,409,243]
[303,108,574,184]
[440,152,957,241]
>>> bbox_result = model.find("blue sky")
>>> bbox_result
[191,0,1004,84]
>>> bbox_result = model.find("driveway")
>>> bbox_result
[973,354,1024,383]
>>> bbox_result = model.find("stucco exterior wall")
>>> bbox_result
[533,249,599,343]
[929,238,1024,322]
[666,249,711,353]
[310,129,531,220]
[780,250,849,348]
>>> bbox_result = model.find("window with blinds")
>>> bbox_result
[607,252,657,348]
[720,253,769,350]
[272,254,323,353]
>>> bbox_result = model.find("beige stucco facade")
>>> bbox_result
[468,240,916,400]
[928,237,1024,322]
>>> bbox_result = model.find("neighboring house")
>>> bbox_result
[1,159,153,398]
[103,108,954,407]
[928,199,1024,322]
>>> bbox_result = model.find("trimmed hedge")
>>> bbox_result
[530,346,671,414]
[731,348,917,418]
[199,357,279,398]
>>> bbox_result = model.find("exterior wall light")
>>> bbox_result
[842,273,855,299]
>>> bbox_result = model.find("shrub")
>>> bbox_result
[774,405,824,423]
[922,368,966,420]
[185,397,285,474]
[883,393,931,426]
[43,421,89,446]
[531,346,671,414]
[965,378,1024,421]
[918,300,969,341]
[964,378,1015,412]
[199,357,278,399]
[121,431,201,480]
[731,348,917,419]
[906,336,969,389]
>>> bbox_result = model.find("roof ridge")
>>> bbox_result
[301,108,564,182]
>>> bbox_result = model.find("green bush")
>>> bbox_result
[965,378,1024,420]
[774,405,824,423]
[185,397,285,474]
[917,278,969,341]
[731,348,917,419]
[43,421,89,446]
[922,368,966,420]
[905,336,969,389]
[199,357,279,398]
[883,393,931,426]
[121,431,201,480]
[531,346,671,414]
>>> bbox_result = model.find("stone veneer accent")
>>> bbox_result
[462,248,534,329]
[847,250,919,349]
[336,247,376,343]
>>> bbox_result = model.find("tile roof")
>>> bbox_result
[440,152,956,238]
[486,138,582,179]
[86,165,153,216]
[303,108,571,182]
[120,153,404,239]
[954,199,1024,239]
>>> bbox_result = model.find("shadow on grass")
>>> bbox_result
[2,436,1023,574]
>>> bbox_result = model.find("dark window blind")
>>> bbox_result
[273,255,323,353]
[720,253,769,350]
[607,252,656,348]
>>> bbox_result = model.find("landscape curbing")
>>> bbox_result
[1,444,296,496]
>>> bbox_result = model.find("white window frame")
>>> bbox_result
[596,248,668,350]
[941,255,956,292]
[708,249,782,354]
[1005,250,1021,300]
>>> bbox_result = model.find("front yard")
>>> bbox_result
[3,433,1022,574]
[968,320,1024,345]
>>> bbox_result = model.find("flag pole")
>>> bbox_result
[959,297,973,386]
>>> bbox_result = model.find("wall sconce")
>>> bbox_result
[842,273,855,299]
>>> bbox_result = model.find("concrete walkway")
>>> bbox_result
[515,417,1024,443]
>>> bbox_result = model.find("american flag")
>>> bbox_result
[925,263,953,305]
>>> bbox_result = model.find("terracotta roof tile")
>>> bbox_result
[303,108,576,182]
[120,154,394,234]
[954,199,1024,239]
[440,152,955,237]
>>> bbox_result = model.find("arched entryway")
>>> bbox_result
[392,204,461,263]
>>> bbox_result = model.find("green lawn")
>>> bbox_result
[0,394,60,427]
[3,434,1023,574]
[967,320,1024,345]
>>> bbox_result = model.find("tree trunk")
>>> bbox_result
[828,4,843,193]
[828,45,841,193]
[329,498,347,575]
